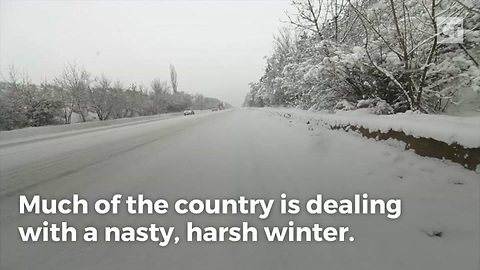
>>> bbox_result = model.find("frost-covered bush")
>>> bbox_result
[355,98,394,115]
[335,100,356,111]
[244,0,480,116]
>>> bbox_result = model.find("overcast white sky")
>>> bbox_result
[0,0,292,107]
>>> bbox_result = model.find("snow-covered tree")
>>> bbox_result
[246,0,480,115]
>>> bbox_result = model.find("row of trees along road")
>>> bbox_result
[0,63,232,131]
[244,0,480,115]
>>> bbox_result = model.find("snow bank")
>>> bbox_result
[0,110,216,145]
[267,108,480,148]
[0,112,179,141]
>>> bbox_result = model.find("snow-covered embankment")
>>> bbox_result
[267,108,480,172]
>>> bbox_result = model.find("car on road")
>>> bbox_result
[212,107,218,111]
[184,108,195,116]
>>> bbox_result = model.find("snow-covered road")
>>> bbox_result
[0,109,478,270]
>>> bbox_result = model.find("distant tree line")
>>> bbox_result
[0,63,232,131]
[244,0,479,115]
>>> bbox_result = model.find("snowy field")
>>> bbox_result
[0,108,478,270]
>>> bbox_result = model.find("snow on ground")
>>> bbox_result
[267,107,480,148]
[0,108,478,270]
[0,110,213,146]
